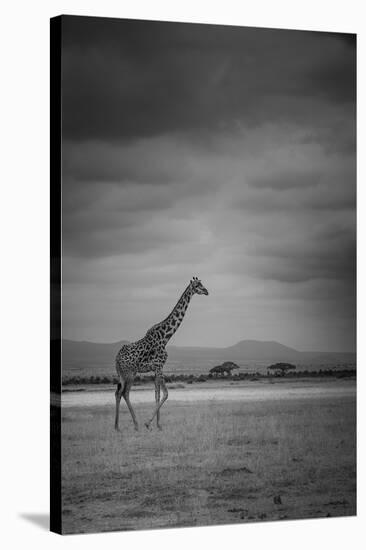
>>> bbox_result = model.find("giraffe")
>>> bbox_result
[114,277,209,432]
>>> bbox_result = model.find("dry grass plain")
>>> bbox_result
[61,380,356,534]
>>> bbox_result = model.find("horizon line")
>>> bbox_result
[61,337,356,354]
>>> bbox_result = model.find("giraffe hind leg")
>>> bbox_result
[145,376,168,430]
[154,376,162,430]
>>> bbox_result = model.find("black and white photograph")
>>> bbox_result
[51,14,356,535]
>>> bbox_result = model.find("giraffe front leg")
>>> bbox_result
[145,376,161,430]
[145,374,168,430]
[154,375,162,430]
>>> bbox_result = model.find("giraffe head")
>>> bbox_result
[190,276,209,295]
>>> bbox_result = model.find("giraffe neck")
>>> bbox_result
[150,284,194,345]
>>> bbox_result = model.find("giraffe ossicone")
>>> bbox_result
[114,277,209,431]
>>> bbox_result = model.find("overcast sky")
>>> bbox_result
[61,16,356,351]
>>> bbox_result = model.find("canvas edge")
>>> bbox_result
[50,14,62,536]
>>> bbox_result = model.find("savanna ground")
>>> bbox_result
[61,379,356,534]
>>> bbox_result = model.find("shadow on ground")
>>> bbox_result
[20,514,49,530]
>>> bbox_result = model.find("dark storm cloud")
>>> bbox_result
[236,146,356,213]
[246,225,356,284]
[238,181,355,213]
[60,17,356,350]
[247,171,321,190]
[61,16,356,141]
[62,181,185,258]
[62,138,221,185]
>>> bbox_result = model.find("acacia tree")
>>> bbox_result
[267,362,296,376]
[209,361,239,377]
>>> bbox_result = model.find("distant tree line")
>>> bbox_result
[62,368,356,386]
[267,362,296,376]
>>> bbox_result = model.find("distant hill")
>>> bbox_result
[61,338,355,378]
[222,339,301,360]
